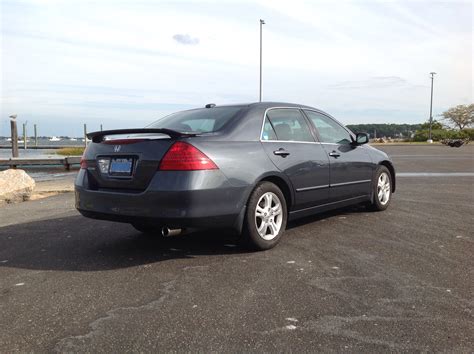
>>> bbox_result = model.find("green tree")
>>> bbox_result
[420,120,443,130]
[440,104,474,130]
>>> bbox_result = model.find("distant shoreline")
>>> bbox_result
[0,145,83,149]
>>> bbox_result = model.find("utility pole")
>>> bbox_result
[83,124,87,148]
[428,72,436,143]
[259,19,265,102]
[9,115,18,157]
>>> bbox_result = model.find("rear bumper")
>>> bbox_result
[75,169,249,230]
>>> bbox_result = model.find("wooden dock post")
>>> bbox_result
[10,115,19,158]
[34,124,38,147]
[23,123,27,150]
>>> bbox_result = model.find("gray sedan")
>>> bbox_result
[75,102,395,250]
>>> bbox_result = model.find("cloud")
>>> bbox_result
[329,76,409,90]
[1,0,471,135]
[172,34,199,45]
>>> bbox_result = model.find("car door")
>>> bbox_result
[303,110,373,202]
[260,108,330,210]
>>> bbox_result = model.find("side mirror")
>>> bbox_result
[354,132,369,145]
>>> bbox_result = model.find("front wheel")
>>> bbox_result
[367,166,392,211]
[241,182,287,251]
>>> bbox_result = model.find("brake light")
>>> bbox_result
[159,142,218,171]
[80,147,88,169]
[80,157,88,169]
[102,139,146,145]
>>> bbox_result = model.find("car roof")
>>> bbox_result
[190,101,319,110]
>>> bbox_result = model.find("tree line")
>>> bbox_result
[347,104,473,141]
[346,124,421,138]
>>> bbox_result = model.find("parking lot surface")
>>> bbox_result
[1,145,473,352]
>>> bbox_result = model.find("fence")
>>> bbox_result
[0,157,81,170]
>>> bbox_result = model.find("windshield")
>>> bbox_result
[147,106,244,133]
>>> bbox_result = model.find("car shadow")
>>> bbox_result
[0,215,245,272]
[0,204,370,272]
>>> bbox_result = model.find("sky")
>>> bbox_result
[1,0,472,136]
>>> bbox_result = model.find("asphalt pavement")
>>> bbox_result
[0,144,473,352]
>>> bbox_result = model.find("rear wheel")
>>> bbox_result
[242,182,287,250]
[367,165,392,211]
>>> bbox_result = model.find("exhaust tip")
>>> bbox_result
[161,227,182,237]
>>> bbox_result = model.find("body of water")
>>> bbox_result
[0,149,60,159]
[0,137,85,159]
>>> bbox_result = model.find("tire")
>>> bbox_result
[367,165,392,211]
[241,181,288,251]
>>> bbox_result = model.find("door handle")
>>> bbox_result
[273,148,290,157]
[328,151,340,158]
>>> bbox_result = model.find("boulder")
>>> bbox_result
[0,169,36,205]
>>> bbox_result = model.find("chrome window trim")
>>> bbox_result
[259,106,317,144]
[261,139,320,145]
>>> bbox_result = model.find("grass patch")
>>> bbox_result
[55,147,85,156]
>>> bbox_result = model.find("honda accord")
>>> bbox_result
[75,102,395,250]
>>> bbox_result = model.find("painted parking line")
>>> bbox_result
[397,172,474,177]
[392,155,473,157]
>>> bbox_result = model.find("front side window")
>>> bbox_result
[148,106,243,133]
[304,110,352,144]
[262,108,314,142]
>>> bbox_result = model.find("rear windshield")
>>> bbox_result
[147,106,243,133]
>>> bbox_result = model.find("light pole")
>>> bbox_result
[428,72,436,143]
[259,19,265,102]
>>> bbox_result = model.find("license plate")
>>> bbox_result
[109,158,133,176]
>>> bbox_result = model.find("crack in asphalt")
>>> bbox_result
[53,280,177,352]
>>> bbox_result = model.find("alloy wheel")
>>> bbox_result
[377,172,391,205]
[255,192,283,240]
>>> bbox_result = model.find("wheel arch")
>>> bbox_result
[380,160,396,193]
[258,175,294,211]
[233,172,294,234]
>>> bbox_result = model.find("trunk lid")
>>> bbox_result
[83,129,192,192]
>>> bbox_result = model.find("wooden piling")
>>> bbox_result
[23,123,27,150]
[10,119,19,158]
[34,124,38,147]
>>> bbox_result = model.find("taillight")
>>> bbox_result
[80,157,88,169]
[80,146,88,169]
[159,141,218,171]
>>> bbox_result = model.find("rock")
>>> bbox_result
[0,169,36,205]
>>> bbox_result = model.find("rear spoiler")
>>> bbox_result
[87,128,197,143]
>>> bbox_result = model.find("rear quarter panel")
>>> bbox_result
[190,139,293,207]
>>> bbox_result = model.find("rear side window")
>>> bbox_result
[261,118,278,140]
[304,110,352,145]
[148,106,243,133]
[262,108,314,142]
